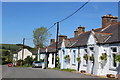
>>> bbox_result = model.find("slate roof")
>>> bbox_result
[13,48,37,55]
[93,32,112,43]
[101,22,120,43]
[64,39,77,48]
[43,22,120,50]
[46,41,62,53]
[72,22,120,47]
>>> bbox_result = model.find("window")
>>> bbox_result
[52,53,54,64]
[111,47,117,53]
[73,50,76,63]
[112,54,117,67]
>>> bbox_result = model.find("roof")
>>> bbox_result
[101,22,120,43]
[72,22,120,47]
[64,39,77,48]
[45,41,62,53]
[72,31,91,47]
[44,22,120,49]
[94,32,112,43]
[13,48,37,55]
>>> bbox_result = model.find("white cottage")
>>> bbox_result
[13,48,36,62]
[58,14,120,78]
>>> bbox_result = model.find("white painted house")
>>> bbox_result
[13,48,36,62]
[58,14,120,78]
[39,14,120,78]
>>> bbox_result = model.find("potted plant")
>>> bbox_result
[90,54,94,62]
[99,53,107,69]
[76,57,81,71]
[115,54,120,62]
[76,57,81,62]
[64,55,70,63]
[55,56,60,61]
[83,54,88,61]
[100,53,107,61]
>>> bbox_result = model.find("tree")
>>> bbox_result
[33,27,51,48]
[33,27,51,61]
[24,56,33,67]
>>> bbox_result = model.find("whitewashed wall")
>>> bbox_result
[18,49,33,60]
[48,53,55,68]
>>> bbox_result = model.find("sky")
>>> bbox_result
[2,2,118,47]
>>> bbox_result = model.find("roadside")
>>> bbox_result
[46,67,118,79]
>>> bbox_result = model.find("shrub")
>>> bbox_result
[24,56,33,66]
[40,59,44,62]
[16,59,24,66]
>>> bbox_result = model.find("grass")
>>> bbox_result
[48,67,76,72]
[60,68,76,72]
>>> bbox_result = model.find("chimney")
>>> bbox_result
[74,26,85,37]
[58,35,67,42]
[74,31,78,37]
[102,14,118,28]
[50,39,55,44]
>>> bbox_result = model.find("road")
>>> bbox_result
[2,65,117,80]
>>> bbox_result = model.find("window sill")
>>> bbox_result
[72,64,76,66]
[109,67,117,71]
[83,65,87,67]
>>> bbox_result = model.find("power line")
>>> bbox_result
[24,23,56,41]
[58,0,90,23]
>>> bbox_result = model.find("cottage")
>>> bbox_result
[58,14,120,77]
[13,48,36,64]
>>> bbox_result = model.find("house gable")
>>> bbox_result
[87,32,96,45]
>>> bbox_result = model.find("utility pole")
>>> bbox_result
[55,22,59,67]
[22,38,25,66]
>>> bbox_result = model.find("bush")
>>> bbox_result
[16,60,24,66]
[24,56,33,66]
[40,59,44,62]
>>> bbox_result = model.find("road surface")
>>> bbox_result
[2,65,117,80]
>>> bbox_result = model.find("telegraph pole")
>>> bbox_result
[22,38,25,66]
[55,22,59,67]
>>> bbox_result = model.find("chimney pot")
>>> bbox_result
[102,14,118,28]
[58,35,67,42]
[50,39,55,44]
[74,26,85,37]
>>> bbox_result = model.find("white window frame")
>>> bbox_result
[110,46,118,69]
